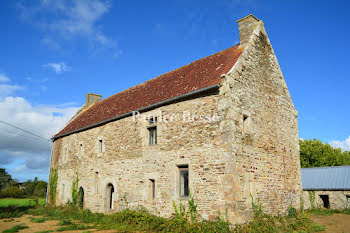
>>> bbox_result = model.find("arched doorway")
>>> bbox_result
[107,183,114,210]
[78,187,84,208]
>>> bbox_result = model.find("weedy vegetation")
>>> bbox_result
[20,194,325,233]
[2,224,29,233]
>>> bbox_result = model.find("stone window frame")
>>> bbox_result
[242,111,251,134]
[147,116,158,146]
[148,179,156,200]
[144,172,158,201]
[175,162,190,200]
[96,136,105,156]
[94,171,99,194]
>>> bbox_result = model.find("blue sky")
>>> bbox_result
[0,0,349,181]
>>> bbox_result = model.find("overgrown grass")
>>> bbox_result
[307,208,350,216]
[56,223,91,232]
[29,216,48,223]
[0,205,35,219]
[2,224,29,233]
[0,198,45,207]
[25,203,327,233]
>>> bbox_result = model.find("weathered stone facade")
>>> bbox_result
[303,191,350,210]
[49,15,302,224]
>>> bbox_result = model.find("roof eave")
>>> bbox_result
[53,84,221,141]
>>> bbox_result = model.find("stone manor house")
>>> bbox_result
[49,15,302,224]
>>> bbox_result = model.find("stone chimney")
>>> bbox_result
[86,93,102,107]
[237,14,260,45]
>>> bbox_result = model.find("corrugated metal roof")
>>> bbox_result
[301,166,350,190]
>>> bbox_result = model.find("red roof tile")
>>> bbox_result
[55,45,243,138]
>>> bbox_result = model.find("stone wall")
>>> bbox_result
[303,190,350,210]
[216,19,302,222]
[49,18,301,224]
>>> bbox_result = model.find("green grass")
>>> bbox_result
[56,224,91,232]
[34,231,53,233]
[307,208,350,216]
[0,198,45,207]
[29,216,48,223]
[58,219,73,226]
[0,198,45,219]
[2,224,29,233]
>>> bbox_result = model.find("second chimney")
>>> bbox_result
[237,14,260,45]
[86,93,102,107]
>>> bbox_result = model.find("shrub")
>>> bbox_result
[0,186,24,198]
[33,181,47,197]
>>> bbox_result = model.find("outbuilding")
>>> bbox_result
[302,166,350,209]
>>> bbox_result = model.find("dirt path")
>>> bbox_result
[310,214,350,233]
[0,215,115,233]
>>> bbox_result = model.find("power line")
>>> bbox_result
[0,127,51,143]
[0,120,51,142]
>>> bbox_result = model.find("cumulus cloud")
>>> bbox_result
[329,136,350,152]
[0,96,79,181]
[43,62,70,74]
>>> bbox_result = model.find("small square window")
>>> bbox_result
[178,165,189,197]
[149,116,157,125]
[148,126,157,145]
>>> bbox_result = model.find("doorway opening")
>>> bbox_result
[319,195,329,208]
[107,183,114,210]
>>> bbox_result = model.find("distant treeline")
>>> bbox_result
[300,139,350,168]
[0,168,47,198]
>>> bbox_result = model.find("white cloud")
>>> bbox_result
[19,0,116,50]
[43,62,70,74]
[0,96,79,180]
[329,136,350,152]
[0,84,24,98]
[0,74,10,83]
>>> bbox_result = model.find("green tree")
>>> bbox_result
[0,168,17,191]
[300,139,350,168]
[33,181,47,197]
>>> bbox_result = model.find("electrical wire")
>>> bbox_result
[0,120,51,142]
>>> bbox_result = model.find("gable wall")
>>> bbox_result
[217,20,302,223]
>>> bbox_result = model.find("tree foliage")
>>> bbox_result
[300,139,350,168]
[33,181,48,197]
[0,186,24,198]
[0,168,17,191]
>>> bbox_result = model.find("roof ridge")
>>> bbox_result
[99,45,240,104]
[302,165,350,170]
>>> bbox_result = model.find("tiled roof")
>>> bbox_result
[301,166,350,190]
[55,45,243,138]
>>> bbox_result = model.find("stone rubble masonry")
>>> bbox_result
[49,15,302,224]
[303,191,350,210]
